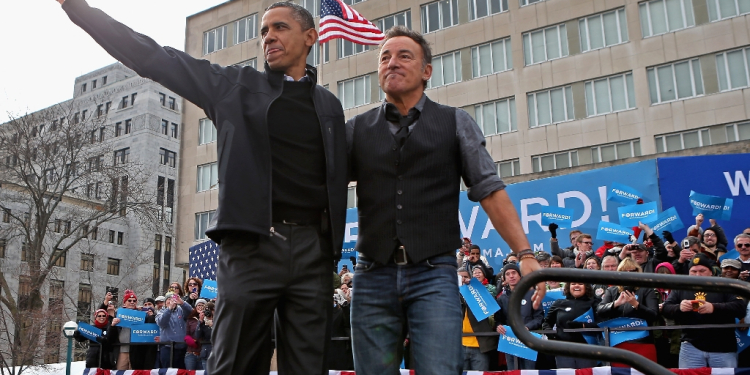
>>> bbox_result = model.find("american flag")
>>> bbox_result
[189,240,219,281]
[319,0,385,45]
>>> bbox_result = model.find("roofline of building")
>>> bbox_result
[186,0,235,21]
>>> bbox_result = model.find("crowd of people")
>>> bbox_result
[455,214,750,371]
[74,278,216,372]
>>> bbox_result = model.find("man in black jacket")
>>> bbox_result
[662,253,747,368]
[347,26,537,375]
[57,1,347,374]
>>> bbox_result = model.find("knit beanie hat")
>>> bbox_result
[122,289,136,304]
[689,253,715,270]
[501,263,521,279]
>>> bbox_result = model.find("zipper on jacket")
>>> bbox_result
[265,72,285,240]
[269,227,287,241]
[310,80,333,241]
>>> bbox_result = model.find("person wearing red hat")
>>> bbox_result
[111,290,138,369]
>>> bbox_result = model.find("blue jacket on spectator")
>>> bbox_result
[156,302,193,343]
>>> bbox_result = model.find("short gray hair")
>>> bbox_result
[735,233,750,246]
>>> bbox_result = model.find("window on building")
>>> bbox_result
[108,230,115,243]
[95,182,102,199]
[168,97,176,110]
[579,8,628,53]
[707,0,750,21]
[77,284,92,323]
[475,97,517,136]
[159,148,177,168]
[159,93,166,106]
[346,186,357,209]
[125,119,131,134]
[81,83,87,93]
[105,101,111,114]
[471,38,512,78]
[717,47,750,92]
[107,258,120,275]
[655,128,711,152]
[523,24,568,65]
[639,0,695,38]
[496,159,521,178]
[121,96,130,109]
[203,25,228,55]
[73,112,80,124]
[197,163,219,192]
[236,58,257,69]
[532,150,579,172]
[98,127,105,142]
[80,253,94,271]
[2,209,9,223]
[647,58,703,104]
[0,239,6,258]
[195,211,216,240]
[92,79,97,89]
[117,232,123,245]
[520,0,545,6]
[591,139,642,163]
[199,118,217,145]
[21,242,28,261]
[584,72,636,116]
[97,104,103,117]
[235,14,258,44]
[54,218,62,233]
[131,93,137,105]
[114,148,130,165]
[338,39,369,59]
[115,122,123,137]
[63,221,71,235]
[341,0,365,5]
[377,10,412,32]
[306,41,330,67]
[163,265,171,292]
[527,86,574,127]
[338,75,371,110]
[161,120,169,135]
[726,122,750,142]
[300,0,319,16]
[166,179,175,223]
[102,76,107,85]
[91,226,98,240]
[421,0,459,33]
[427,51,461,88]
[470,0,508,20]
[52,248,66,267]
[171,123,178,138]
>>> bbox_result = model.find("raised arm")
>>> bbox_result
[57,0,237,116]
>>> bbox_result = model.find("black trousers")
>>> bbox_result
[207,224,333,375]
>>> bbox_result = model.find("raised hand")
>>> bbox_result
[548,223,558,239]
[56,0,65,4]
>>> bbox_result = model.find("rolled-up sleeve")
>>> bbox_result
[456,109,505,202]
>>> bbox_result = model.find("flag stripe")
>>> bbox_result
[319,30,383,45]
[319,0,384,45]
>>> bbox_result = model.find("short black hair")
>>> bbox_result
[470,244,480,250]
[379,26,432,89]
[265,2,315,31]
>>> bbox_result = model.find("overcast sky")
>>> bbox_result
[0,1,229,122]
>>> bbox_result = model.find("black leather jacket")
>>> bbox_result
[63,0,349,256]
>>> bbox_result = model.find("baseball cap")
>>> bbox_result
[721,259,742,270]
[155,296,166,302]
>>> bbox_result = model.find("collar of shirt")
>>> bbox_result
[283,74,311,82]
[382,93,427,117]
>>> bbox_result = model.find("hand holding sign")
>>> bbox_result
[497,325,543,361]
[115,308,146,327]
[540,207,574,229]
[200,279,218,299]
[459,278,500,321]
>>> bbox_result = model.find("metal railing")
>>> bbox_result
[508,269,750,375]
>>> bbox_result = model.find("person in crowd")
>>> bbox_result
[549,223,581,266]
[536,252,551,268]
[156,292,194,369]
[584,256,600,270]
[74,309,117,369]
[185,299,207,370]
[472,266,497,298]
[734,233,750,279]
[702,225,728,260]
[341,272,353,287]
[571,235,596,269]
[184,278,203,307]
[494,263,543,370]
[662,253,747,368]
[347,25,538,375]
[652,261,680,368]
[673,236,701,275]
[721,258,742,279]
[596,241,614,258]
[686,214,705,238]
[597,258,659,366]
[109,290,139,369]
[546,256,564,291]
[462,245,495,282]
[334,283,352,306]
[168,281,184,298]
[543,282,600,369]
[458,268,497,371]
[155,296,165,311]
[591,255,620,298]
[195,301,215,373]
[130,298,158,370]
[618,222,673,273]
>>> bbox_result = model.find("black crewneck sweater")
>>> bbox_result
[267,81,328,221]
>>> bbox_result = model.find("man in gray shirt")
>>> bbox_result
[346,26,540,375]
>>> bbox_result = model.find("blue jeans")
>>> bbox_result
[159,345,186,369]
[462,346,489,371]
[351,254,462,375]
[505,353,535,370]
[185,352,203,370]
[679,341,737,368]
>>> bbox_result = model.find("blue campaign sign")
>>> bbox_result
[540,206,575,228]
[598,317,649,347]
[338,208,359,273]
[116,308,146,327]
[131,323,160,343]
[497,325,543,361]
[200,279,218,299]
[77,322,101,342]
[617,202,658,227]
[607,183,643,205]
[596,221,633,243]
[573,307,599,345]
[541,289,565,315]
[722,198,733,221]
[459,278,500,321]
[647,207,685,234]
[737,330,750,353]
[659,154,750,240]
[689,191,729,220]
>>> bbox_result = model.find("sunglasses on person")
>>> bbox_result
[126,298,137,303]
[188,282,198,286]
[581,241,593,245]
[737,243,750,248]
[96,314,107,318]
[704,233,716,238]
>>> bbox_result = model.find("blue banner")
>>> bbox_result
[596,221,633,243]
[573,308,599,345]
[617,202,658,228]
[722,198,733,221]
[459,278,500,321]
[541,289,565,315]
[131,323,160,343]
[647,207,685,234]
[689,191,729,220]
[200,279,218,299]
[598,317,649,346]
[607,183,643,205]
[76,322,101,342]
[738,329,750,353]
[721,249,740,262]
[540,206,575,228]
[116,308,146,327]
[497,325,543,361]
[658,154,750,241]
